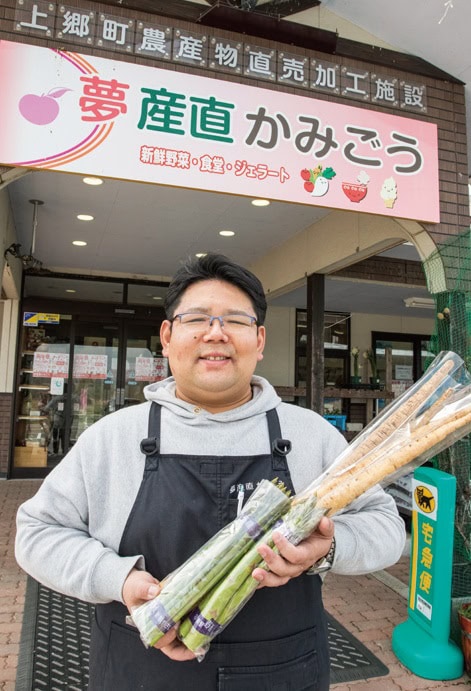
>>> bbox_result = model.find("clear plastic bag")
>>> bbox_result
[132,351,471,658]
[130,477,291,647]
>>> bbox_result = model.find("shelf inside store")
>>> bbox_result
[18,384,50,391]
[17,415,49,421]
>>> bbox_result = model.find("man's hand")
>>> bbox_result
[122,568,196,661]
[252,516,335,588]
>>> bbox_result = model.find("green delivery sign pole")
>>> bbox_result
[392,466,463,679]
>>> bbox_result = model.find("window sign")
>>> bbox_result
[73,353,108,379]
[0,39,440,223]
[23,312,60,326]
[135,356,168,381]
[395,364,413,380]
[50,376,64,395]
[33,351,69,377]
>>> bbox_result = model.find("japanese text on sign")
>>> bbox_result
[14,0,427,115]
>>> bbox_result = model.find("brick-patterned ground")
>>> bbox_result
[1,479,469,690]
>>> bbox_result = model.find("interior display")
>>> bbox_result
[12,290,168,475]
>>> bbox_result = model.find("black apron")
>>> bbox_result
[88,403,330,691]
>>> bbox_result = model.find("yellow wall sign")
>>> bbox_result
[23,312,60,326]
[413,485,436,514]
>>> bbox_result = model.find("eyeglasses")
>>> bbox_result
[171,312,257,333]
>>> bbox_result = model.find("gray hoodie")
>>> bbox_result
[15,376,405,605]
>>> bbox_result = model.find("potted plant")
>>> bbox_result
[350,347,361,385]
[458,602,471,676]
[363,348,380,387]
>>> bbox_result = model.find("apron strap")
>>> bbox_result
[266,408,292,471]
[140,404,292,470]
[139,402,161,470]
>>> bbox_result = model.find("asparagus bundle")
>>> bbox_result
[179,351,471,655]
[131,477,291,647]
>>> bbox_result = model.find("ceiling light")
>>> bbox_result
[251,199,270,207]
[404,297,435,309]
[219,230,235,237]
[152,296,163,300]
[195,252,207,257]
[83,177,103,186]
[72,240,87,247]
[66,289,76,293]
[77,214,94,221]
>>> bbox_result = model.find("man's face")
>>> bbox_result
[160,279,265,412]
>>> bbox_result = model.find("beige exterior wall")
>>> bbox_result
[256,305,296,386]
[251,212,443,300]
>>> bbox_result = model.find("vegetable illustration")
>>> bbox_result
[300,165,336,197]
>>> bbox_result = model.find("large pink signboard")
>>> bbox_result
[0,40,440,222]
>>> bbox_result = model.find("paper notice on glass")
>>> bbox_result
[135,356,168,381]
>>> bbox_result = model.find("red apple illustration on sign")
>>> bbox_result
[19,88,71,125]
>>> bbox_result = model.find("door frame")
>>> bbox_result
[10,292,166,478]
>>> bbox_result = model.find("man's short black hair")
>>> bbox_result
[164,253,267,325]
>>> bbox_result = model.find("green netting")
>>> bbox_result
[423,229,471,597]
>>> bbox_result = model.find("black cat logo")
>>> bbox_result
[414,485,435,513]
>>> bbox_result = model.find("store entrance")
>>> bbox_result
[12,304,167,477]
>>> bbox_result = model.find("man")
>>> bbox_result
[16,253,405,690]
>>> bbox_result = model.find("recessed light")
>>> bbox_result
[83,177,103,186]
[72,240,87,247]
[65,289,76,293]
[195,252,207,258]
[152,296,163,300]
[219,230,235,237]
[77,214,94,221]
[251,199,270,207]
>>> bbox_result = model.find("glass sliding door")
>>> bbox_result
[12,310,167,476]
[120,320,168,408]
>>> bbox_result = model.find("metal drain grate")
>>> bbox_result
[34,586,93,690]
[17,579,388,689]
[326,612,389,683]
[16,579,94,691]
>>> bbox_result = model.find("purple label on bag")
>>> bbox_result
[189,607,223,637]
[148,601,176,634]
[242,515,262,539]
